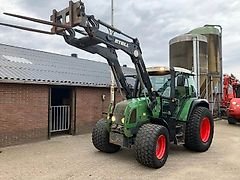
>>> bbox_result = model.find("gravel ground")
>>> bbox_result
[0,120,240,180]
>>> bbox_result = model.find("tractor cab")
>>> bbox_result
[146,66,198,124]
[146,66,197,100]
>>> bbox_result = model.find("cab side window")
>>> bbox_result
[175,74,195,98]
[175,74,188,98]
[188,76,197,97]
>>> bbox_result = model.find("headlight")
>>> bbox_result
[121,118,125,124]
[232,101,237,105]
[112,116,116,122]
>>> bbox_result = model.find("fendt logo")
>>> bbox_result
[114,39,129,48]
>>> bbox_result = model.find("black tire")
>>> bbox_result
[135,124,169,168]
[185,106,214,152]
[92,119,120,153]
[228,117,237,124]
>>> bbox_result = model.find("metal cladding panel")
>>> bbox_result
[190,27,221,74]
[169,34,208,98]
[169,34,208,74]
[206,34,221,74]
[0,43,135,87]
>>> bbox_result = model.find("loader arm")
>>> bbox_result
[61,14,157,108]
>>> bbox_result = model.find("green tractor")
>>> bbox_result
[92,66,214,168]
[0,0,214,169]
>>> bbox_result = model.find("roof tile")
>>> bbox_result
[0,44,135,87]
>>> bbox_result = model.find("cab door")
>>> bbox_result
[174,73,197,117]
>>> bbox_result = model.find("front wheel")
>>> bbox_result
[185,107,214,152]
[135,124,169,168]
[92,119,120,153]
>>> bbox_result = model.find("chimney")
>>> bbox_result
[71,53,78,58]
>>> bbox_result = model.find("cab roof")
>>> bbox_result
[146,66,194,75]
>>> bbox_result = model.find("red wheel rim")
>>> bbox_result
[156,135,166,159]
[200,117,211,143]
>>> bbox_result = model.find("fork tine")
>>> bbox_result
[0,22,55,35]
[4,12,71,29]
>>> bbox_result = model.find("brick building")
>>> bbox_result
[0,43,133,147]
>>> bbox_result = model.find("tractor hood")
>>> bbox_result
[111,97,151,137]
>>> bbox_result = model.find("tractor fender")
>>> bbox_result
[150,117,177,142]
[187,99,209,121]
[150,117,169,130]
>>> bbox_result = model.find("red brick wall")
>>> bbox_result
[0,83,49,147]
[75,87,123,134]
[0,83,124,147]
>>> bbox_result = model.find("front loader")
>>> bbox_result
[0,0,214,168]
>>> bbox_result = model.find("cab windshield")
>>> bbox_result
[141,73,171,98]
[150,74,171,97]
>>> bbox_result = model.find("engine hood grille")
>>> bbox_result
[113,100,128,124]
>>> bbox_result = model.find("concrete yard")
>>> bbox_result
[0,120,239,180]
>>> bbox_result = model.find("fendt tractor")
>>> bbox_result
[0,1,214,168]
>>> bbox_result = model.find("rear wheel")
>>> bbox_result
[135,124,169,168]
[92,119,120,153]
[228,117,237,124]
[185,107,214,152]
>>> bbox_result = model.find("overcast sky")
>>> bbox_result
[0,0,240,77]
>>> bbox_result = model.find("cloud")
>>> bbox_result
[0,0,240,78]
